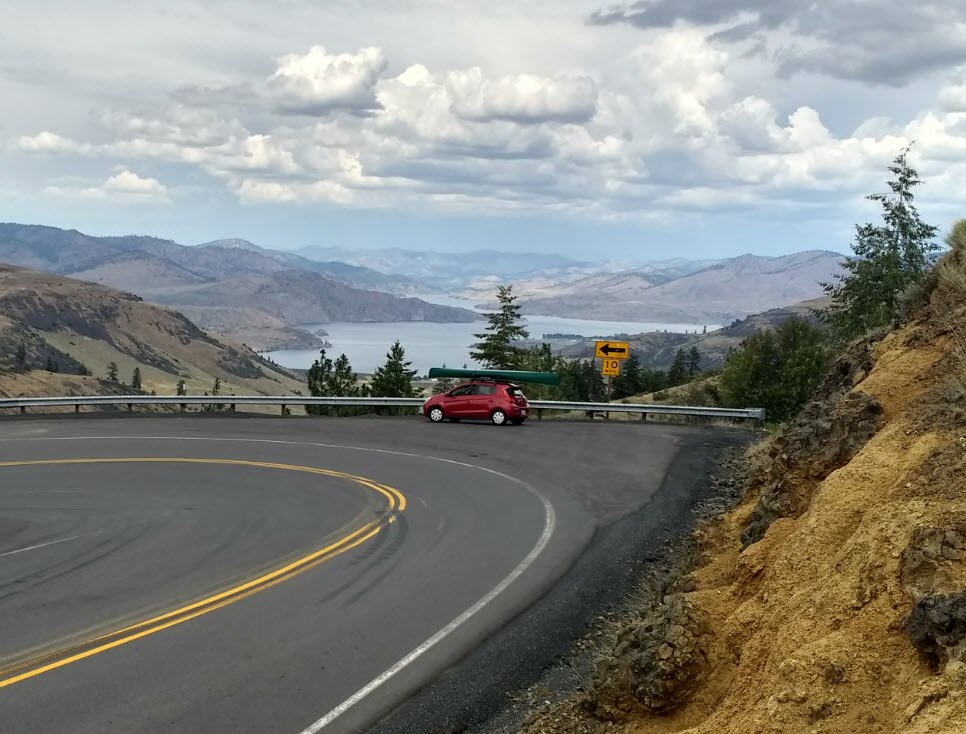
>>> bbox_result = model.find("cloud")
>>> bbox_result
[939,67,966,111]
[446,68,598,123]
[589,0,966,85]
[11,31,966,226]
[177,45,388,116]
[46,170,170,202]
[15,131,85,153]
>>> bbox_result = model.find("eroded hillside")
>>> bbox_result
[521,235,966,733]
[0,264,303,398]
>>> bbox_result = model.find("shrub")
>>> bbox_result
[720,316,832,422]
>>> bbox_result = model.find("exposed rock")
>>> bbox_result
[742,389,885,546]
[906,592,966,669]
[585,594,710,718]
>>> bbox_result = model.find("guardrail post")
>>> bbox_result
[537,408,543,421]
[127,403,133,412]
[281,404,287,416]
[230,403,236,413]
[75,404,80,414]
[586,410,594,420]
[641,411,647,421]
[20,406,25,415]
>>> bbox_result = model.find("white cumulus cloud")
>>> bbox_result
[447,68,598,123]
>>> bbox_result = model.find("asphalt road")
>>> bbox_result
[0,415,745,733]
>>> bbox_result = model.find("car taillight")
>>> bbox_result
[514,395,527,406]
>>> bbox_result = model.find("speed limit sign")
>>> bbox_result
[601,358,620,376]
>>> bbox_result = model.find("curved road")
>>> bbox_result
[0,415,743,733]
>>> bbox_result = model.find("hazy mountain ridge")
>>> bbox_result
[0,224,478,350]
[294,244,592,290]
[516,250,845,323]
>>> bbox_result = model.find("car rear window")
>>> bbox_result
[507,386,526,398]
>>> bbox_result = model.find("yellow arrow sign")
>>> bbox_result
[595,340,630,360]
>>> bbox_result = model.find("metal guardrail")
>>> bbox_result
[0,395,765,421]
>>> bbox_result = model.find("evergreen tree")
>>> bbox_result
[822,146,940,340]
[212,377,221,395]
[555,359,606,402]
[329,354,359,397]
[471,285,530,369]
[370,341,416,398]
[667,349,688,386]
[687,346,702,377]
[44,356,58,373]
[107,362,119,382]
[176,379,187,396]
[131,367,142,391]
[15,342,27,370]
[720,316,831,422]
[307,349,333,399]
[612,353,643,399]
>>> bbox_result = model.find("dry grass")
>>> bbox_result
[934,220,966,397]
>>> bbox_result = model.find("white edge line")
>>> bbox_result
[0,434,557,732]
[0,531,103,558]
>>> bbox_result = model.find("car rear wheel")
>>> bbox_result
[491,409,508,426]
[428,406,444,422]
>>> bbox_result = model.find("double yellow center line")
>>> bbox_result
[0,458,406,689]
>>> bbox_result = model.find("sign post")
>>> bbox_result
[595,342,630,417]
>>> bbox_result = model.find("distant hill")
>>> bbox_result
[0,224,478,350]
[555,297,829,370]
[0,263,304,397]
[295,245,590,291]
[197,239,435,296]
[517,251,845,323]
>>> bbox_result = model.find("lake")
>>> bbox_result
[263,314,715,375]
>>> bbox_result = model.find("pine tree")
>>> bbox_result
[329,354,359,397]
[471,285,530,369]
[131,367,142,391]
[667,349,688,386]
[176,380,186,396]
[370,341,416,398]
[687,346,701,377]
[107,362,119,382]
[612,353,643,399]
[15,342,27,370]
[306,349,334,416]
[822,146,940,340]
[44,356,57,373]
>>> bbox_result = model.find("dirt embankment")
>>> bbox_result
[521,235,966,733]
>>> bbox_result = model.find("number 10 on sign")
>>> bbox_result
[601,358,621,376]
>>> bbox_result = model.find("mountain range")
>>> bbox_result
[0,224,477,350]
[0,223,848,351]
[511,251,845,323]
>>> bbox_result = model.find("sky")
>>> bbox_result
[2,0,966,261]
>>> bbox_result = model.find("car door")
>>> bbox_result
[470,384,497,418]
[444,385,475,417]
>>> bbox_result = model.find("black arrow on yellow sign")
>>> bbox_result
[598,343,628,357]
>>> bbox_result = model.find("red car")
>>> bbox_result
[423,380,530,425]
